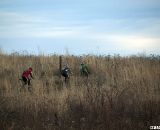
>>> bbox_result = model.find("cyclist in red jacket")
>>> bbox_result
[21,67,34,86]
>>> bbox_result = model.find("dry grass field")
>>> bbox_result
[0,52,160,130]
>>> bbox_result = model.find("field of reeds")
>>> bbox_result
[0,52,160,130]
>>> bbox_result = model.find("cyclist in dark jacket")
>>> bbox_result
[61,65,72,83]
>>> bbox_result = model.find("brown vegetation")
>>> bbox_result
[0,53,160,130]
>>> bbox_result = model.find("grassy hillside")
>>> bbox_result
[0,53,160,130]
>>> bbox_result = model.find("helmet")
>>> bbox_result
[29,67,33,71]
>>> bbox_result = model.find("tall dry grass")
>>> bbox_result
[0,53,160,130]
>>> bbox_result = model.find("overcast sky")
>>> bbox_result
[0,0,160,55]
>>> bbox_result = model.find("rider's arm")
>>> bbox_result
[85,65,89,74]
[30,72,34,79]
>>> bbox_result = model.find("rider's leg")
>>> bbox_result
[65,77,67,83]
[28,78,31,85]
[22,76,27,85]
